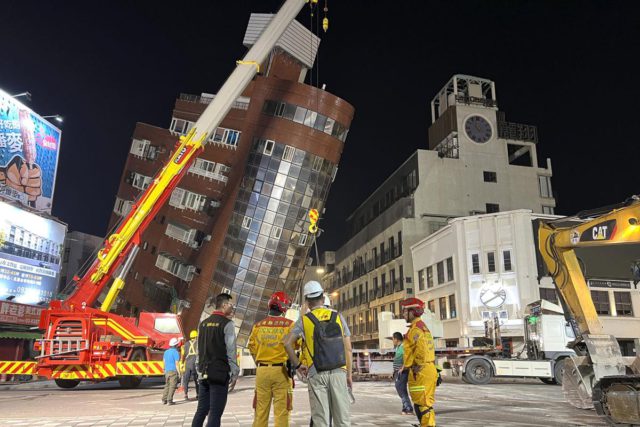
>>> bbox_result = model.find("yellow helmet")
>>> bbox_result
[189,330,198,339]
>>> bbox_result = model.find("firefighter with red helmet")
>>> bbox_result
[248,291,296,427]
[400,297,437,427]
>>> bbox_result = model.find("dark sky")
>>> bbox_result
[2,1,639,251]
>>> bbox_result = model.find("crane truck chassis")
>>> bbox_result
[0,0,310,389]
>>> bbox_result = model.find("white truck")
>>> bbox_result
[377,299,575,385]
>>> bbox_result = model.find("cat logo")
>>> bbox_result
[592,225,609,240]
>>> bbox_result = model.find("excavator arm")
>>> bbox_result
[538,195,640,426]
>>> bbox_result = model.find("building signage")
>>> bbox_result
[588,279,631,289]
[0,300,43,326]
[0,200,66,305]
[0,88,62,213]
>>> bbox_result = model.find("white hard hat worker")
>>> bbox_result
[169,337,179,347]
[323,293,331,308]
[303,280,324,299]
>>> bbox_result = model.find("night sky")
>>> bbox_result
[2,1,639,251]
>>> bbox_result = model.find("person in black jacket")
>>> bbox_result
[191,293,239,427]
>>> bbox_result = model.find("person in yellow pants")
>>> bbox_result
[248,291,295,427]
[400,297,437,427]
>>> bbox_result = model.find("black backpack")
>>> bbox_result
[306,311,346,372]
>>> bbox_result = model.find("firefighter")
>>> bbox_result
[248,291,295,427]
[400,297,437,427]
[181,329,199,400]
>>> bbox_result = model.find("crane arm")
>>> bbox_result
[61,0,309,310]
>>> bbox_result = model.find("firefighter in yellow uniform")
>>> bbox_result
[400,297,437,427]
[248,291,295,427]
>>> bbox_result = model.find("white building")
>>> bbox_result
[323,75,556,348]
[412,209,640,356]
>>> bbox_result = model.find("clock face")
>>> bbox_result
[464,115,493,143]
[479,285,507,308]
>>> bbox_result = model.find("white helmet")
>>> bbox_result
[303,280,324,298]
[169,337,179,347]
[323,293,331,307]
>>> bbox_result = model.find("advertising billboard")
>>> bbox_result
[0,200,66,305]
[0,88,62,213]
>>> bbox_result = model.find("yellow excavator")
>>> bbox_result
[538,195,640,426]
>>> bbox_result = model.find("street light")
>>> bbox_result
[42,114,64,124]
[11,92,32,101]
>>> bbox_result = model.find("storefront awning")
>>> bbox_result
[0,331,42,340]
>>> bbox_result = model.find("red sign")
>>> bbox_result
[0,301,43,326]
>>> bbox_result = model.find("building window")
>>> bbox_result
[449,294,457,318]
[538,175,553,198]
[483,171,497,183]
[471,253,480,274]
[132,173,152,191]
[210,126,241,147]
[591,290,610,315]
[189,158,229,182]
[436,261,445,284]
[427,300,435,314]
[540,288,558,304]
[130,138,151,158]
[298,234,308,246]
[486,203,500,213]
[614,292,633,316]
[170,118,195,135]
[487,252,496,273]
[169,188,207,211]
[113,197,133,217]
[242,216,252,229]
[418,269,425,291]
[271,226,282,239]
[542,206,555,215]
[426,266,433,288]
[283,145,295,162]
[446,257,454,281]
[312,156,323,172]
[503,250,512,272]
[439,297,447,320]
[264,139,275,155]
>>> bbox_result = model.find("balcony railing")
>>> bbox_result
[455,94,497,108]
[179,93,250,110]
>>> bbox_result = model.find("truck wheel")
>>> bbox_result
[539,377,557,385]
[55,379,80,389]
[118,348,146,389]
[463,359,492,385]
[554,359,566,386]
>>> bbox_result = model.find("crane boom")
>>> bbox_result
[61,0,308,311]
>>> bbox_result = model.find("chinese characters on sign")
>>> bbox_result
[0,300,43,326]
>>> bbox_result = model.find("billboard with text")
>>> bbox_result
[0,200,66,305]
[0,88,62,213]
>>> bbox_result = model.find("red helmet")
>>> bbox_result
[400,297,425,316]
[268,291,292,313]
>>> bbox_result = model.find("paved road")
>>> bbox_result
[0,376,606,426]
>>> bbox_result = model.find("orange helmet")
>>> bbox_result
[400,297,425,316]
[268,291,292,313]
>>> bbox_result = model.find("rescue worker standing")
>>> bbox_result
[400,298,437,427]
[284,281,353,427]
[192,293,239,427]
[248,291,295,427]
[182,330,199,401]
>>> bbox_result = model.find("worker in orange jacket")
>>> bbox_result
[400,297,437,427]
[248,291,295,427]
